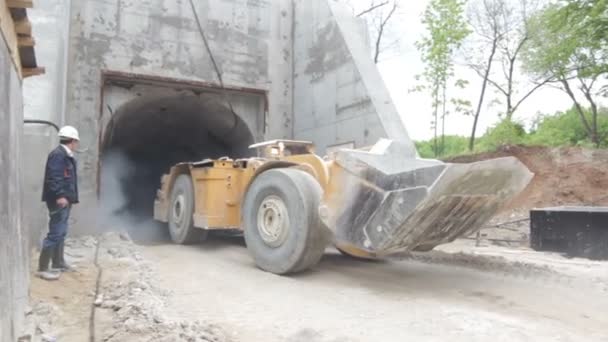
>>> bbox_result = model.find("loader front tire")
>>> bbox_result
[168,174,206,244]
[243,168,331,274]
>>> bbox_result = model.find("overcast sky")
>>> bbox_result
[372,0,576,141]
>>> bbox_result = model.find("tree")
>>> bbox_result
[492,0,547,120]
[477,119,526,151]
[416,0,471,156]
[556,0,608,65]
[364,1,398,63]
[466,0,505,151]
[527,107,608,147]
[523,2,608,146]
[466,0,546,151]
[340,0,400,64]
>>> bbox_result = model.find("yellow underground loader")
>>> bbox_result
[154,139,532,274]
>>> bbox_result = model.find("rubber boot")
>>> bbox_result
[37,247,60,281]
[52,241,73,272]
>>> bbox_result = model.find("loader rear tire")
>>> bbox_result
[168,174,206,244]
[243,168,331,274]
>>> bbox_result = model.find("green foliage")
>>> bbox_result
[522,2,607,146]
[415,0,471,156]
[527,107,608,147]
[414,107,608,159]
[415,141,436,158]
[476,120,526,151]
[416,135,470,158]
[553,0,608,76]
[417,0,471,80]
[524,2,607,78]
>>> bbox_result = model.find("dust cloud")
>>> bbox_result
[98,149,169,244]
[99,149,133,219]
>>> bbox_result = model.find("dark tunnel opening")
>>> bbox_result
[100,94,256,226]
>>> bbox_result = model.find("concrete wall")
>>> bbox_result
[23,0,71,246]
[7,0,413,338]
[0,33,28,342]
[62,0,294,231]
[22,133,56,247]
[292,0,415,156]
[24,0,71,124]
[20,0,416,238]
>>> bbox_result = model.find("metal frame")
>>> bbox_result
[96,69,269,196]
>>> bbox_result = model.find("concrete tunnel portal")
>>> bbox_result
[100,93,256,221]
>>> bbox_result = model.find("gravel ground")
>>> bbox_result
[26,233,231,342]
[26,232,608,342]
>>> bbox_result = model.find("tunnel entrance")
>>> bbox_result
[100,92,256,224]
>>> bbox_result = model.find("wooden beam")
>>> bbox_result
[17,35,34,46]
[14,18,31,35]
[7,0,34,9]
[22,67,45,78]
[0,1,22,77]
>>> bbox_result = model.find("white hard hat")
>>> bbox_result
[58,125,80,141]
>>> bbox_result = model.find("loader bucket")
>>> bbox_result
[321,139,533,257]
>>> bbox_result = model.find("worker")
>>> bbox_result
[37,125,80,281]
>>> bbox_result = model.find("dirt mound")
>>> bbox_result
[448,145,608,214]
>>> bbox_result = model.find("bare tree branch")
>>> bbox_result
[561,78,594,138]
[487,77,509,96]
[467,0,543,120]
[501,54,510,81]
[578,75,600,145]
[470,33,499,151]
[373,1,398,64]
[510,78,551,114]
[357,1,389,17]
[470,63,510,96]
[503,34,528,118]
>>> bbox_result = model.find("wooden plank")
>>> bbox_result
[0,1,22,77]
[17,35,33,46]
[7,0,33,9]
[14,18,30,35]
[22,66,45,78]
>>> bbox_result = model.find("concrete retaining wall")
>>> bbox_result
[0,31,28,342]
[23,0,70,247]
[292,0,415,156]
[22,133,56,247]
[63,0,294,232]
[20,0,414,238]
[6,0,414,338]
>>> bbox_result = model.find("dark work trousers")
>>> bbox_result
[42,202,71,249]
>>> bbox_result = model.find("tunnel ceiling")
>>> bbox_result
[104,94,254,158]
[99,93,256,220]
